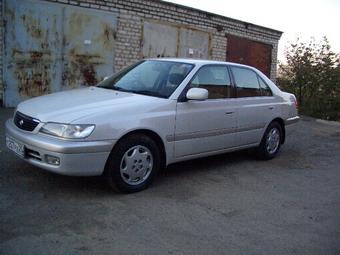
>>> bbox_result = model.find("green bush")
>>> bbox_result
[278,37,340,121]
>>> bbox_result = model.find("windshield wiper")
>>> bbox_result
[98,86,130,92]
[98,86,167,98]
[129,90,167,98]
[111,86,130,92]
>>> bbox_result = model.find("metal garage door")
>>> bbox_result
[3,0,117,107]
[226,34,272,77]
[142,22,178,58]
[178,27,210,59]
[142,21,210,59]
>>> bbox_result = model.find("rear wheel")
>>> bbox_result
[104,134,161,193]
[257,121,282,159]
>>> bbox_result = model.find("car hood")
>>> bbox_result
[17,87,163,123]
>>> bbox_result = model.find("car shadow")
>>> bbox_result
[155,149,256,185]
[6,148,256,195]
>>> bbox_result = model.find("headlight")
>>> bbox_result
[40,123,95,139]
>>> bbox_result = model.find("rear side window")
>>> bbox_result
[258,77,273,96]
[231,67,262,97]
[189,65,232,99]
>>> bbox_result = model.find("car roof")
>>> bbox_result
[147,57,251,68]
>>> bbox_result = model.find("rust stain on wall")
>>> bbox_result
[61,13,116,88]
[21,14,43,39]
[15,67,51,97]
[62,54,104,87]
[12,49,52,97]
[7,9,63,99]
[5,1,117,105]
[101,23,116,51]
[67,12,91,35]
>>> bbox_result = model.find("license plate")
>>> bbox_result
[6,135,25,157]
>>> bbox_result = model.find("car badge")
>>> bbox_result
[19,120,24,126]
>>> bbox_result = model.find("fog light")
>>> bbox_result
[46,155,60,165]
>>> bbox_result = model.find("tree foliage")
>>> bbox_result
[277,37,340,120]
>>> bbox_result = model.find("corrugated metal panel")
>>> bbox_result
[142,21,211,59]
[4,0,117,107]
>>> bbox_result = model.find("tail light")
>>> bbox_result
[290,95,298,109]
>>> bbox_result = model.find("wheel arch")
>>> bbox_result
[114,129,167,169]
[270,117,286,144]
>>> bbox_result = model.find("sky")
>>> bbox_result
[165,0,340,62]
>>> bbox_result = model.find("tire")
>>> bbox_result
[257,121,282,160]
[104,134,161,193]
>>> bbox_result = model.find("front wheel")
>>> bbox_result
[257,122,282,160]
[104,134,161,193]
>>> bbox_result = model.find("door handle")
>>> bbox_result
[268,106,274,110]
[225,111,234,115]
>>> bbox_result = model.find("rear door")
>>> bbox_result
[174,65,237,158]
[230,66,277,146]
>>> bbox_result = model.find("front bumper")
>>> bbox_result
[5,119,116,176]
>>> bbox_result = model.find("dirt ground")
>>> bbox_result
[1,108,339,255]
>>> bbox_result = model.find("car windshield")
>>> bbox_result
[97,60,194,98]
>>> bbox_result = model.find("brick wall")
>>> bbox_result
[115,10,143,69]
[0,0,282,105]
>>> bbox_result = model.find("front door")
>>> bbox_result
[174,65,237,158]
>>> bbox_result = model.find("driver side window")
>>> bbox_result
[189,65,232,99]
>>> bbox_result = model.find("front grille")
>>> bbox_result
[14,111,40,131]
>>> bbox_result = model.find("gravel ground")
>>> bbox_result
[0,107,339,255]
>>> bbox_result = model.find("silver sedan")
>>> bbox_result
[5,59,299,192]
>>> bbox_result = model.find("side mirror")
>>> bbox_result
[186,88,208,101]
